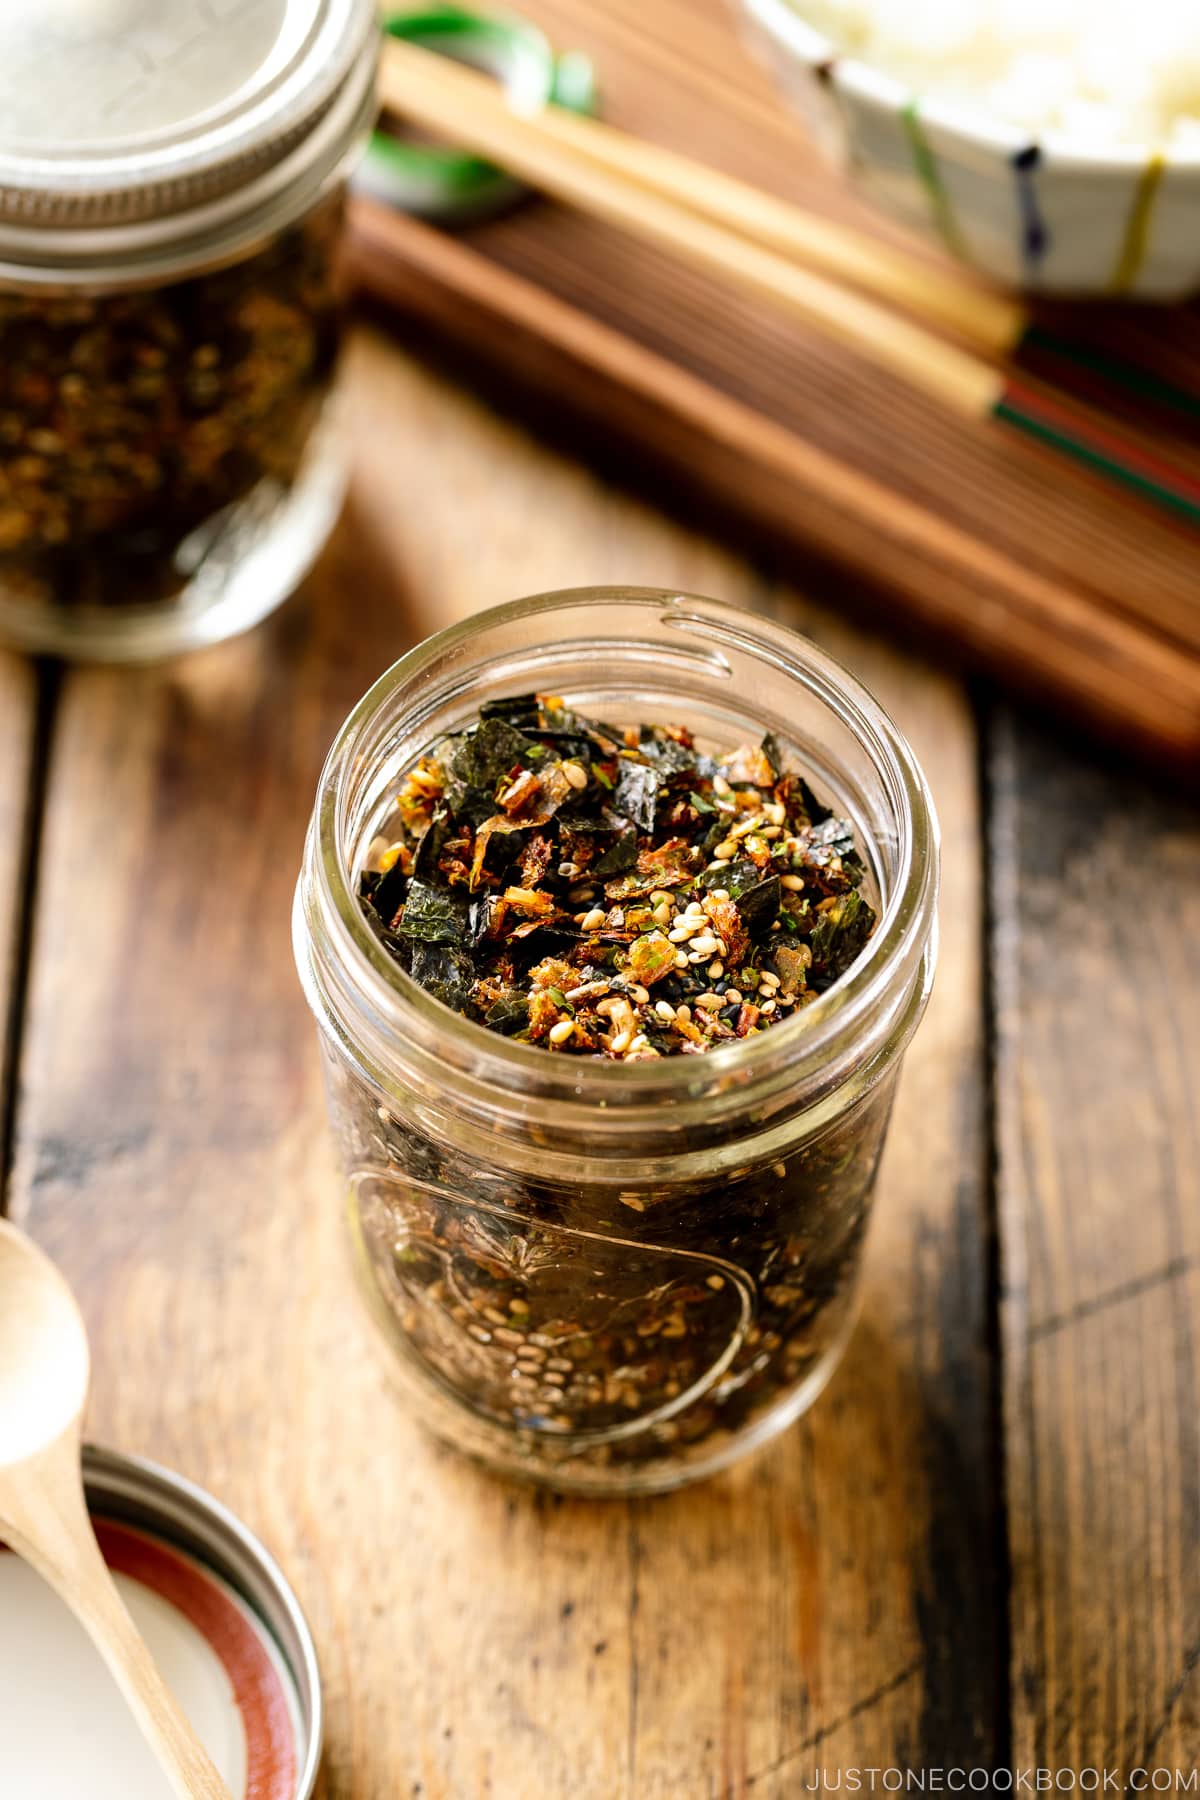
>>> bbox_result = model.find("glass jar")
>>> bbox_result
[294,589,939,1495]
[0,0,377,661]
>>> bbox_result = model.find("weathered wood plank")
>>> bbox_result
[994,714,1200,1769]
[0,654,36,1195]
[9,329,993,1795]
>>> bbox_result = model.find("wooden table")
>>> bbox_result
[1,327,1197,1795]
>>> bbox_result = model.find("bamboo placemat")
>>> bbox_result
[348,0,1200,768]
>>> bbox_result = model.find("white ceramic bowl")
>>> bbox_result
[742,0,1200,298]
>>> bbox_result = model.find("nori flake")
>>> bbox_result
[450,717,534,796]
[410,940,475,1013]
[808,889,873,987]
[612,759,661,832]
[396,879,467,944]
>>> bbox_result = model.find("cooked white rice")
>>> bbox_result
[788,0,1200,149]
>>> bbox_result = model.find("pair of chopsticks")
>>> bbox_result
[378,36,1200,527]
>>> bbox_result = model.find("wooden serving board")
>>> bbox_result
[348,0,1200,770]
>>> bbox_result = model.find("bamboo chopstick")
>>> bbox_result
[376,35,1200,526]
[379,36,1005,418]
[348,196,1200,766]
[383,35,1025,357]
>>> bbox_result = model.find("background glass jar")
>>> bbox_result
[294,589,940,1495]
[0,0,377,662]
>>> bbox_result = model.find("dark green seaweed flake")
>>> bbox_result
[612,759,660,831]
[808,889,872,987]
[450,717,533,795]
[737,875,781,935]
[409,940,475,1012]
[397,879,467,944]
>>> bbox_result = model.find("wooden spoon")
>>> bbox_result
[0,1218,232,1799]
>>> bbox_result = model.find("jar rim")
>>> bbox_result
[299,587,940,1127]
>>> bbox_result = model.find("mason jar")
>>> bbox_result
[0,0,377,661]
[294,588,939,1495]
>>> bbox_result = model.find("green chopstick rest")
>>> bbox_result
[361,5,598,221]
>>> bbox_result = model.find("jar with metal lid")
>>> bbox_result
[0,0,377,661]
[294,589,940,1496]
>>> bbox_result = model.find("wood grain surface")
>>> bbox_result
[352,0,1200,767]
[3,331,998,1794]
[992,719,1200,1769]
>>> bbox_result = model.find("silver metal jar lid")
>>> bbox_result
[81,1443,324,1799]
[0,0,378,283]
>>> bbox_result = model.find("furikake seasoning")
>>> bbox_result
[0,198,341,615]
[343,697,893,1483]
[358,696,876,1054]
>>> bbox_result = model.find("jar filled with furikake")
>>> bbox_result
[295,588,939,1495]
[0,0,377,661]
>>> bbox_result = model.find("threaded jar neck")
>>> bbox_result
[295,588,939,1168]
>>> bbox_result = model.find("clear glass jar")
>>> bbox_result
[0,0,377,661]
[294,589,939,1495]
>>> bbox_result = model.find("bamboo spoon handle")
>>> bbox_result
[1,1440,232,1800]
[382,35,1024,356]
[379,37,1006,419]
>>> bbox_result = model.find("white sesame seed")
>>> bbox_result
[731,816,761,839]
[558,861,579,878]
[712,888,730,902]
[549,1019,575,1045]
[655,999,676,1021]
[595,996,621,1017]
[581,907,607,931]
[780,874,805,891]
[626,1034,650,1054]
[759,970,780,989]
[650,889,673,905]
[674,950,689,968]
[562,760,589,790]
[760,998,776,1014]
[725,989,743,1007]
[766,802,786,825]
[668,924,697,943]
[713,775,732,796]
[628,984,650,1004]
[690,933,722,956]
[707,961,724,981]
[760,826,781,839]
[694,993,724,1011]
[687,950,709,964]
[652,901,672,926]
[609,1029,633,1055]
[713,843,736,861]
[675,1004,692,1024]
